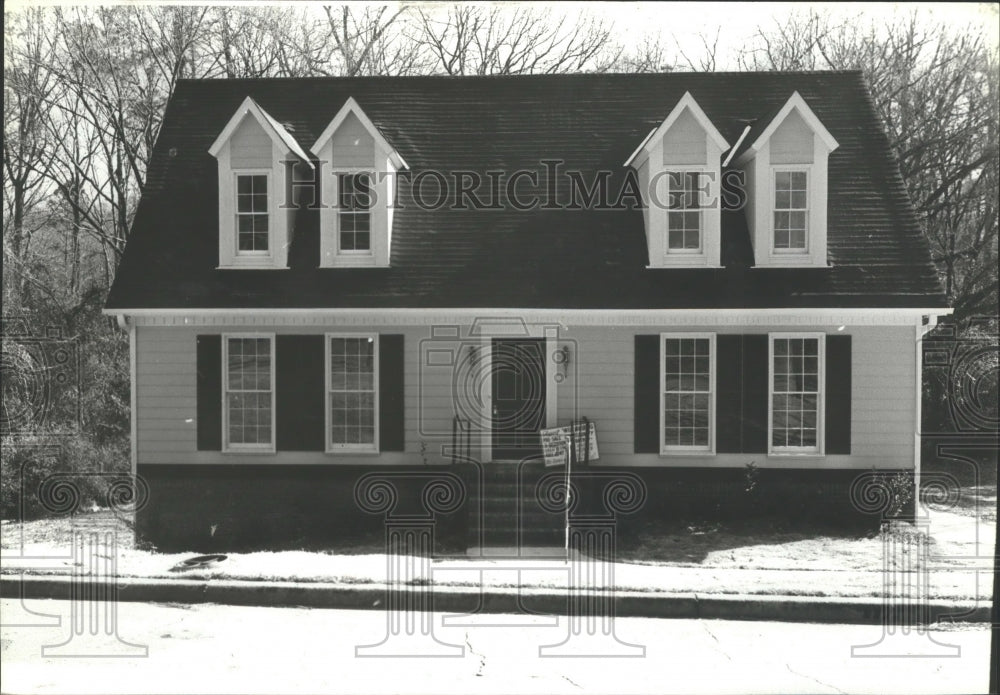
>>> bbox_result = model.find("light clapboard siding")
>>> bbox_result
[136,323,915,469]
[229,116,272,168]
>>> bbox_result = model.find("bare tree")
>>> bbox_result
[743,9,999,321]
[201,6,300,79]
[3,9,58,305]
[676,28,721,72]
[600,34,673,73]
[416,5,613,75]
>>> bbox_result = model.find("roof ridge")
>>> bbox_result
[175,69,865,85]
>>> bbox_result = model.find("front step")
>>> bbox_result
[466,463,567,555]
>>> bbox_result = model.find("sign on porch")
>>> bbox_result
[540,420,599,467]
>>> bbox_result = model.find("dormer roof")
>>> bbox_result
[107,72,947,312]
[624,92,729,168]
[208,96,312,167]
[311,97,408,170]
[734,91,839,166]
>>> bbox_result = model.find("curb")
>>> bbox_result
[0,575,989,625]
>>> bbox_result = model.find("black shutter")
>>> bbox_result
[716,335,743,453]
[741,335,769,454]
[825,334,852,454]
[276,335,326,451]
[196,335,222,451]
[634,335,660,453]
[379,334,405,452]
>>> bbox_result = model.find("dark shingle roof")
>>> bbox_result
[106,71,947,310]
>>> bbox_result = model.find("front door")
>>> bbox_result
[491,338,546,461]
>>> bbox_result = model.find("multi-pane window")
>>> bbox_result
[666,171,703,252]
[773,170,808,251]
[338,173,372,252]
[236,174,269,253]
[662,335,714,450]
[771,336,822,452]
[224,336,273,449]
[328,335,377,449]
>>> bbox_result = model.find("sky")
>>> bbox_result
[574,2,999,68]
[6,1,998,63]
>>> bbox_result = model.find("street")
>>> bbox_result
[0,599,990,694]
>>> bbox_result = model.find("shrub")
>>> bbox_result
[0,434,128,520]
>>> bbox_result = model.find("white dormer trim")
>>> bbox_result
[625,92,729,169]
[311,97,407,170]
[210,97,311,270]
[623,129,656,168]
[734,92,838,167]
[626,92,727,269]
[209,96,312,167]
[737,92,838,269]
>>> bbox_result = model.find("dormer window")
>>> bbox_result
[337,172,372,254]
[209,97,312,269]
[772,169,808,252]
[236,174,270,254]
[666,171,705,253]
[312,97,407,268]
[625,92,728,268]
[735,92,838,268]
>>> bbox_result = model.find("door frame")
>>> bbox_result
[490,337,546,461]
[476,321,559,463]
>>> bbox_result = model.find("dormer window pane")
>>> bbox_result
[235,174,269,253]
[338,173,372,252]
[774,170,808,251]
[667,171,703,252]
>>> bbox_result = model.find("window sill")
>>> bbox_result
[325,448,381,456]
[217,265,288,271]
[753,257,830,269]
[646,263,723,269]
[320,263,391,269]
[222,448,277,455]
[660,450,717,457]
[767,451,825,459]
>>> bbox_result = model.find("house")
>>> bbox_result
[104,72,950,551]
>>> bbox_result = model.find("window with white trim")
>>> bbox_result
[666,171,703,253]
[327,334,378,450]
[337,173,372,253]
[223,335,274,451]
[235,174,270,254]
[661,333,715,452]
[773,169,808,252]
[769,334,823,453]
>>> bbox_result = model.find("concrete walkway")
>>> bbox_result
[1,572,989,625]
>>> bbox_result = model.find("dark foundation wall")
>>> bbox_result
[574,466,913,531]
[135,464,471,553]
[136,464,909,552]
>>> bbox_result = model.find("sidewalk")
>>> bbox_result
[2,503,993,623]
[1,570,989,625]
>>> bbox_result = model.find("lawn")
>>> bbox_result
[3,488,993,601]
